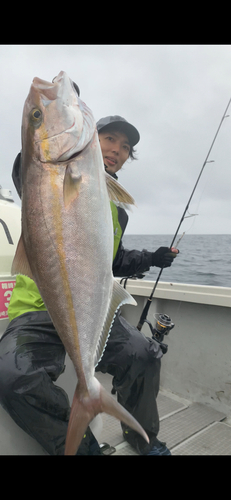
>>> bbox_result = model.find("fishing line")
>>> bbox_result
[176,157,217,243]
[175,211,199,246]
[137,97,231,331]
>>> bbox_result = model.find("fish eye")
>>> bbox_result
[30,108,43,128]
[31,108,42,120]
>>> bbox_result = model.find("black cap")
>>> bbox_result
[96,115,140,147]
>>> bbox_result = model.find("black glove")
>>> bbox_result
[151,247,178,268]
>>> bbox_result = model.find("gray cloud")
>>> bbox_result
[1,44,231,235]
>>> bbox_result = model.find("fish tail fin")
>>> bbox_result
[99,381,149,445]
[65,377,149,455]
[65,383,94,456]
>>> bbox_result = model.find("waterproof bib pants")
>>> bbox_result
[0,310,162,455]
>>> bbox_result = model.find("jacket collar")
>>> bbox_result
[104,165,118,180]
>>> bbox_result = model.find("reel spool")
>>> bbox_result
[143,313,175,354]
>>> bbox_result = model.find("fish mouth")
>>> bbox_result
[32,77,59,101]
[31,71,95,163]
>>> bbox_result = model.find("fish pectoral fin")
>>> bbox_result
[11,234,33,280]
[105,172,136,210]
[63,165,82,208]
[94,279,137,367]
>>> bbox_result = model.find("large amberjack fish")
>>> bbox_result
[12,71,149,454]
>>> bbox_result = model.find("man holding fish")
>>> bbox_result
[0,73,178,455]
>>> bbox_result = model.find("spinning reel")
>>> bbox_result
[143,313,175,354]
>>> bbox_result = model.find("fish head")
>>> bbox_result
[22,71,95,164]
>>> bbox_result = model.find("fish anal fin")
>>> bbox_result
[94,279,137,367]
[63,165,82,208]
[105,171,136,210]
[11,234,33,280]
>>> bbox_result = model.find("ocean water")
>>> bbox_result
[122,234,231,288]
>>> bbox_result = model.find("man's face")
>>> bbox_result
[98,130,131,175]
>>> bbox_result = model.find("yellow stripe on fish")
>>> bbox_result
[39,124,51,162]
[49,167,85,379]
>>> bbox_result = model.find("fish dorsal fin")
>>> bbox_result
[105,172,136,210]
[11,234,34,280]
[63,165,82,208]
[94,279,137,367]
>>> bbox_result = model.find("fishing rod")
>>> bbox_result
[137,97,231,332]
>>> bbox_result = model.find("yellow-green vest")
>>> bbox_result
[8,202,122,322]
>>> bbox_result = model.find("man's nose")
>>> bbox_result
[112,141,120,154]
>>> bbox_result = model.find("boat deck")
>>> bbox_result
[96,373,231,456]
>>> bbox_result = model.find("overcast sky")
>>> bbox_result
[1,44,231,235]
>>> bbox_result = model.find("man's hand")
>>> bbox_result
[151,247,179,268]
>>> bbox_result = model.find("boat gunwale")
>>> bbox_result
[115,278,231,308]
